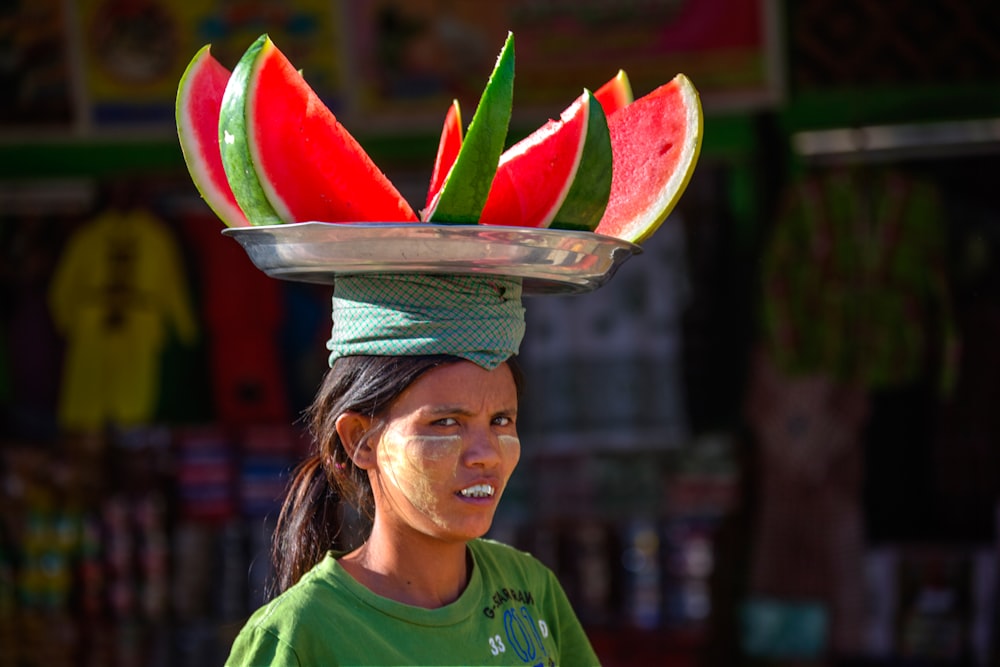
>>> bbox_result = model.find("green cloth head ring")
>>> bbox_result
[327,273,525,370]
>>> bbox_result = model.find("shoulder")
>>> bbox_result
[469,537,544,567]
[235,555,342,638]
[226,555,347,664]
[469,538,560,590]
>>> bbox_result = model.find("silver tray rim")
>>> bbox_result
[222,222,642,295]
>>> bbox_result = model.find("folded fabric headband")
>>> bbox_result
[327,274,526,370]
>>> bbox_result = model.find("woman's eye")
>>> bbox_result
[433,417,458,427]
[493,415,514,427]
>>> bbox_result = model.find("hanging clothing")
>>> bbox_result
[1,217,65,439]
[744,347,870,656]
[760,168,957,393]
[180,212,290,425]
[48,208,198,431]
[749,166,959,656]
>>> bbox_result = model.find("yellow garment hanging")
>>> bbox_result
[48,208,198,431]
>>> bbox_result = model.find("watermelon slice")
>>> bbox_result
[220,34,417,225]
[595,74,702,244]
[425,99,463,211]
[594,69,633,117]
[550,89,612,231]
[423,32,514,224]
[176,45,250,228]
[218,35,284,225]
[478,89,611,231]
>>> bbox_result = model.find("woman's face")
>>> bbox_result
[366,360,520,544]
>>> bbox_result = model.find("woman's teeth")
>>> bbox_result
[460,484,494,498]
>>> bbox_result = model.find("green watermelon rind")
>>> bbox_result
[550,89,612,232]
[425,32,515,224]
[175,44,250,228]
[218,34,283,226]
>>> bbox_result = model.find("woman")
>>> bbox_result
[225,275,600,666]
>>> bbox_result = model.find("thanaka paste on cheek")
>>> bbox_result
[498,434,520,453]
[379,429,462,524]
[379,429,520,527]
[405,434,464,464]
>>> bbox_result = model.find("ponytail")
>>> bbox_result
[270,454,340,595]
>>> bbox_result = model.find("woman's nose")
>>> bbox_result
[462,428,502,467]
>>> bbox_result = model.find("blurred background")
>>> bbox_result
[1,0,999,665]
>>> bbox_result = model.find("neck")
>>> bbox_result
[340,524,471,609]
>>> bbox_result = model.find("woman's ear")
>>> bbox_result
[336,412,376,469]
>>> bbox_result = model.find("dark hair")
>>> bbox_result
[270,354,524,595]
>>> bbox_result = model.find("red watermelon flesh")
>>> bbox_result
[176,45,250,228]
[478,93,589,228]
[425,99,463,210]
[246,38,416,223]
[594,69,633,117]
[595,74,702,244]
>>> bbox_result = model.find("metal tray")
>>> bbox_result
[222,222,642,295]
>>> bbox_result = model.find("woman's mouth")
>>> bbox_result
[459,483,495,499]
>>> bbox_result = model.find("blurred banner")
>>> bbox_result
[0,0,76,130]
[344,0,779,129]
[75,0,345,129]
[27,0,778,135]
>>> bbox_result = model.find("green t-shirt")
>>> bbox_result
[225,538,601,666]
